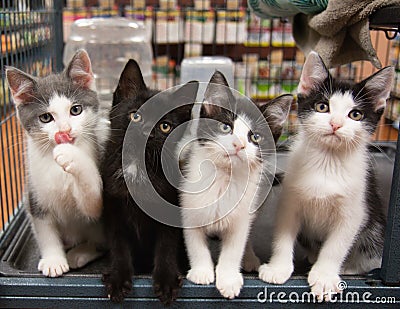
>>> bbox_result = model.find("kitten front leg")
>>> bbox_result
[102,239,133,303]
[102,196,133,303]
[184,228,215,285]
[259,194,301,284]
[53,143,102,219]
[32,216,69,277]
[308,208,364,302]
[152,226,183,305]
[215,217,250,299]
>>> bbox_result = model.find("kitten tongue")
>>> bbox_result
[55,132,74,144]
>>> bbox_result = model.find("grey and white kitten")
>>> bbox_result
[6,49,110,277]
[180,71,292,299]
[259,51,394,301]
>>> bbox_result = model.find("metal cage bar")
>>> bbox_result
[381,131,400,284]
[0,0,59,240]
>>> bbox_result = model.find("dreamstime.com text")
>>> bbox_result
[257,281,397,304]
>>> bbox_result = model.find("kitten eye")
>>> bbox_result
[315,103,329,113]
[159,122,172,133]
[70,105,83,116]
[250,133,262,144]
[39,113,53,123]
[219,123,232,134]
[348,109,364,121]
[130,112,142,123]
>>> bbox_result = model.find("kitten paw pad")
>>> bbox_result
[102,273,132,303]
[187,267,215,285]
[153,272,183,306]
[53,144,77,173]
[308,270,342,302]
[258,263,293,284]
[38,256,69,277]
[215,269,243,299]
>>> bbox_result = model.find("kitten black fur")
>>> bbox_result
[297,65,389,135]
[101,59,198,304]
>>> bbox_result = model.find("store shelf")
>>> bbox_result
[1,40,53,60]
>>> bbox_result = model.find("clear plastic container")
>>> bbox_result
[180,56,234,101]
[63,17,153,104]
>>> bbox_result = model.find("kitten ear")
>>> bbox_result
[173,80,199,116]
[258,94,293,142]
[174,80,199,103]
[360,66,394,112]
[202,71,233,116]
[298,51,330,95]
[66,49,95,91]
[5,66,36,107]
[209,70,229,86]
[113,59,147,106]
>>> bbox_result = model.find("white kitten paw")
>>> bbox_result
[38,256,69,277]
[67,243,104,269]
[53,144,78,174]
[215,267,244,299]
[258,262,293,284]
[187,266,215,285]
[308,268,342,302]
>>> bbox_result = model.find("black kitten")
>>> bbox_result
[101,59,198,304]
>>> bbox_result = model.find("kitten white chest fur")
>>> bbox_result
[288,136,367,201]
[27,138,75,213]
[286,137,368,235]
[181,143,260,231]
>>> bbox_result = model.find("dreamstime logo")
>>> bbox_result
[121,82,277,228]
[257,281,397,304]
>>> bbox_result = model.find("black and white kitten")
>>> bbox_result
[259,51,394,301]
[180,71,292,299]
[101,59,198,304]
[5,50,110,277]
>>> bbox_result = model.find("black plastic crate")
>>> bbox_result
[1,146,399,307]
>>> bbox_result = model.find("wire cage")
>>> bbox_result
[0,0,400,307]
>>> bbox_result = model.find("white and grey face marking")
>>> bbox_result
[200,114,264,170]
[6,49,99,153]
[297,51,395,150]
[38,94,97,145]
[199,71,292,171]
[300,91,367,148]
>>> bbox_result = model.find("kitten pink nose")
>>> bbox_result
[330,121,342,132]
[59,125,71,132]
[233,140,245,152]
